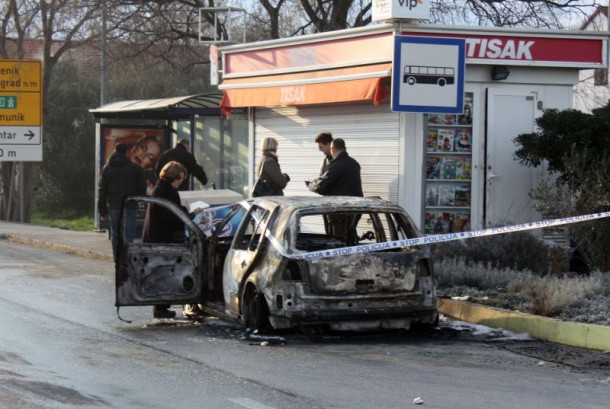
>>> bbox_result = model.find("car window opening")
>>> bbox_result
[295,211,417,252]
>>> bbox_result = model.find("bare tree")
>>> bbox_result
[432,0,596,29]
[0,0,138,221]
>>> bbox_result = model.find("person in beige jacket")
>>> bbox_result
[255,137,290,196]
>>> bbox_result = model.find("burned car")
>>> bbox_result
[116,196,437,332]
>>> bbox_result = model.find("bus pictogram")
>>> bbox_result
[403,65,455,87]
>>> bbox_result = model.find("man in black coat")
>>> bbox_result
[155,139,208,191]
[98,143,146,260]
[310,138,363,241]
[311,138,363,197]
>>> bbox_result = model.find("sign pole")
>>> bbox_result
[19,162,24,222]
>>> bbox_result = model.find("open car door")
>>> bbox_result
[115,196,207,307]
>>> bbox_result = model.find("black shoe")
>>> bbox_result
[153,308,176,319]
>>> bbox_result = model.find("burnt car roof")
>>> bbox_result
[252,196,404,213]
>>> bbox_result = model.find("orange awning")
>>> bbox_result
[220,63,392,113]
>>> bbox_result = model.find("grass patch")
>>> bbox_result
[31,211,95,232]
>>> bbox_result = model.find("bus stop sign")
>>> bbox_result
[391,36,465,114]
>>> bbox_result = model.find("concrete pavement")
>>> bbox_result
[0,220,113,262]
[1,220,609,351]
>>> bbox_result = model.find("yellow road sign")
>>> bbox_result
[0,59,43,161]
[0,60,41,92]
[0,92,42,125]
[0,60,42,126]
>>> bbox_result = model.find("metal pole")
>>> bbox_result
[100,4,108,106]
[19,162,24,222]
[6,162,15,220]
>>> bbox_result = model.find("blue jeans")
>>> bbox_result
[108,208,137,260]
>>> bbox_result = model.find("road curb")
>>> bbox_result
[438,298,610,352]
[4,233,114,262]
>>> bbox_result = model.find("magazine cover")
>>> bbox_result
[455,129,472,152]
[454,185,471,207]
[426,156,441,179]
[439,157,457,179]
[438,185,456,206]
[441,114,456,125]
[455,158,472,180]
[425,185,439,206]
[458,99,473,125]
[424,212,442,234]
[426,129,438,152]
[437,129,455,152]
[425,212,456,234]
[453,213,471,232]
[427,114,442,125]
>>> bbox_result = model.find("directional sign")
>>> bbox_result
[0,60,43,161]
[0,126,41,145]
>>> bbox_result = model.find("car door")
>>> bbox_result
[115,196,207,306]
[204,202,248,301]
[222,202,278,314]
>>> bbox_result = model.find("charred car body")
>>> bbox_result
[116,196,437,332]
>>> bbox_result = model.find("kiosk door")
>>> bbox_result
[485,87,542,227]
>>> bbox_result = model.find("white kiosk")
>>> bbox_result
[218,12,607,234]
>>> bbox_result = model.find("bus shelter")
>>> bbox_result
[90,93,248,228]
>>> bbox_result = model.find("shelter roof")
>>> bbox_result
[90,93,222,119]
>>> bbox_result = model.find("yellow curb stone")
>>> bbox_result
[438,298,610,352]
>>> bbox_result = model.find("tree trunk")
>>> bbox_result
[0,162,32,222]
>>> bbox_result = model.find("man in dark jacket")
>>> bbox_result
[311,138,363,197]
[315,131,334,176]
[98,143,147,260]
[310,138,363,241]
[155,139,208,191]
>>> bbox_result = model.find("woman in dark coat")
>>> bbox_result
[141,161,200,318]
[142,161,190,243]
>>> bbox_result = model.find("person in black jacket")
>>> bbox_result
[142,161,202,319]
[97,143,147,261]
[310,138,363,241]
[155,139,208,191]
[310,138,363,197]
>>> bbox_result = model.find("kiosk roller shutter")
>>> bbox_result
[254,99,400,203]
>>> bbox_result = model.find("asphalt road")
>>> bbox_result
[0,240,608,409]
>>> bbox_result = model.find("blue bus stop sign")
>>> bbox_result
[391,36,466,114]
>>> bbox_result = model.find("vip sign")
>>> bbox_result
[372,0,431,22]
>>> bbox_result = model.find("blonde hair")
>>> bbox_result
[261,137,278,153]
[159,161,187,183]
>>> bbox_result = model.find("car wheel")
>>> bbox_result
[244,286,271,334]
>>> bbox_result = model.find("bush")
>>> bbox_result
[524,273,605,317]
[434,257,531,290]
[431,230,552,274]
[431,230,610,319]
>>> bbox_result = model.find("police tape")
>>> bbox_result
[284,211,610,261]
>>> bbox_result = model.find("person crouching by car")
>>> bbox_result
[142,160,202,318]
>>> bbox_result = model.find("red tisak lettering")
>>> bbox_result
[466,38,534,60]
